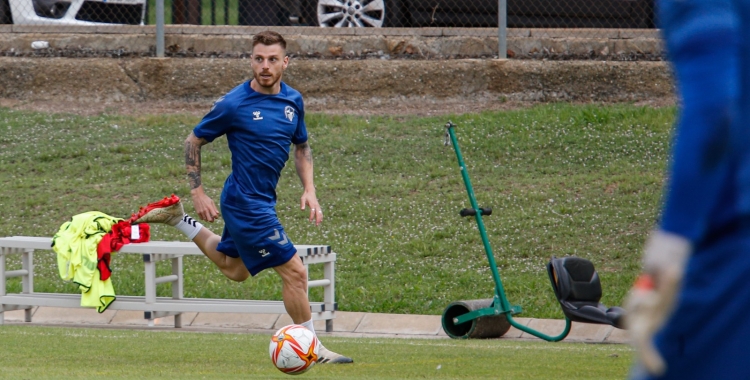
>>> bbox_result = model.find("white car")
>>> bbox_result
[1,0,145,25]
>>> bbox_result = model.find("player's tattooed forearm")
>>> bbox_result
[185,139,203,189]
[187,170,201,189]
[185,142,198,166]
[298,142,313,163]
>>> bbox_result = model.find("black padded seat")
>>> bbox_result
[547,256,626,329]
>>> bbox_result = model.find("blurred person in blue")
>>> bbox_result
[625,0,750,379]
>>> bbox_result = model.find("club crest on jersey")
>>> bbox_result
[253,111,263,120]
[284,106,295,122]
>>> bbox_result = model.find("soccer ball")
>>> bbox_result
[269,324,320,375]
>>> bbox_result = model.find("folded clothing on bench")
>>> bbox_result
[52,211,150,312]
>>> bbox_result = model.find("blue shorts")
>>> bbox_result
[216,201,297,276]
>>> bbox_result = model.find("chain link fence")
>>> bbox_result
[2,0,655,33]
[1,0,660,59]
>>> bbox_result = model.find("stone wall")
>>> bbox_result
[0,57,673,106]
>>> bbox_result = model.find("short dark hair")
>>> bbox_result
[252,31,287,51]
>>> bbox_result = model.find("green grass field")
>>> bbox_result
[0,104,675,319]
[0,325,633,379]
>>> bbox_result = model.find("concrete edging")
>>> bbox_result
[0,27,664,59]
[1,306,629,343]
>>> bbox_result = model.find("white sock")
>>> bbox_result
[300,319,317,337]
[175,214,202,240]
[300,319,327,350]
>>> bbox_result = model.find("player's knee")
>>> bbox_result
[220,262,249,282]
[227,269,249,282]
[217,256,249,282]
[274,255,308,290]
[286,265,308,291]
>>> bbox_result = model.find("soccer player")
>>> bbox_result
[134,30,352,364]
[625,0,750,379]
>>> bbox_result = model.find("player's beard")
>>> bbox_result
[253,70,282,90]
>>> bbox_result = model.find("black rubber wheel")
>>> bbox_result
[442,299,512,339]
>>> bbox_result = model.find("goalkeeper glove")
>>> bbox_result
[624,230,691,376]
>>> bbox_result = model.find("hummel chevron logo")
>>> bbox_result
[183,215,197,227]
[267,229,289,245]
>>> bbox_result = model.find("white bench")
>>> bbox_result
[0,236,337,331]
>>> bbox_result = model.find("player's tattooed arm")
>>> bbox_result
[294,142,315,190]
[295,141,322,225]
[185,132,209,191]
[296,142,313,164]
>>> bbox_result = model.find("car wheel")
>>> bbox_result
[0,0,12,24]
[314,0,402,27]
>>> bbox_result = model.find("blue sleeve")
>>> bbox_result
[657,1,740,242]
[193,95,236,142]
[291,97,308,145]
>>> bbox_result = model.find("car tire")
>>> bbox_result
[0,0,12,24]
[306,0,404,27]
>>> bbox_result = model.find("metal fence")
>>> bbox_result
[2,0,656,29]
[1,0,657,57]
[161,0,655,29]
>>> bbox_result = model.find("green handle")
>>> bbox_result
[444,121,570,342]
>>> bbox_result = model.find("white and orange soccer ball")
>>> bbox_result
[269,324,320,375]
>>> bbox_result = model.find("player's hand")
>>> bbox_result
[191,187,220,222]
[300,191,323,226]
[624,230,691,376]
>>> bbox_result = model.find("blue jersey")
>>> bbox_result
[657,0,750,245]
[193,81,308,209]
[192,81,308,275]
